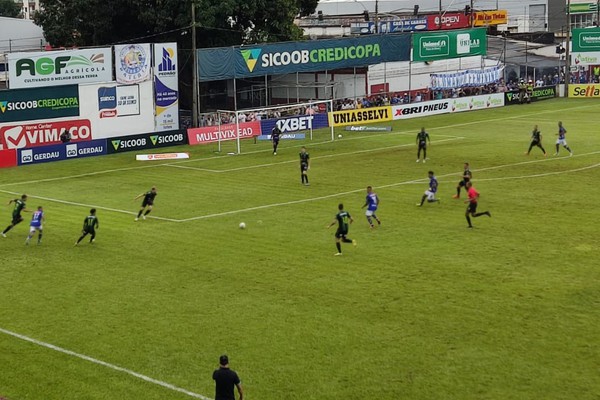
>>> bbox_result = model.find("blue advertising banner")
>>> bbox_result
[258,133,306,141]
[18,139,107,165]
[198,35,411,82]
[259,113,329,134]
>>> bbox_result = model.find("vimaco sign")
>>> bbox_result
[569,84,600,98]
[187,121,262,145]
[329,107,392,127]
[198,35,411,81]
[259,114,329,134]
[107,130,188,154]
[0,119,93,150]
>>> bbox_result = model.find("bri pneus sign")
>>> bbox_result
[107,130,187,153]
[17,139,107,166]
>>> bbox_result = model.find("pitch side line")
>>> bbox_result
[165,137,465,174]
[0,190,179,222]
[1,102,594,189]
[0,327,211,400]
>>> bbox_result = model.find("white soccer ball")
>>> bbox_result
[239,222,246,229]
[338,134,343,138]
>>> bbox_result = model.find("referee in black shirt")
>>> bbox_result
[213,355,243,400]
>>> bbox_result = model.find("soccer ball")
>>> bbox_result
[338,134,343,138]
[239,222,246,229]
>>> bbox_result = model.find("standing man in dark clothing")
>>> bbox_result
[75,208,99,245]
[327,203,357,256]
[299,146,310,186]
[2,194,28,237]
[60,128,71,143]
[453,163,472,199]
[134,186,157,221]
[213,355,243,400]
[271,125,282,155]
[415,127,430,163]
[525,125,547,156]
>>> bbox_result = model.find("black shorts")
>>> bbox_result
[300,163,308,172]
[82,228,96,235]
[418,142,427,149]
[335,229,348,239]
[459,179,469,187]
[466,202,478,213]
[530,140,541,146]
[142,200,154,207]
[11,215,23,225]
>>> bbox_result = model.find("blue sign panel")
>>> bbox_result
[259,113,329,134]
[18,139,107,165]
[198,34,411,82]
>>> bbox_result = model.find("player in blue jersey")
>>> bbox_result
[417,171,439,206]
[554,121,573,156]
[25,206,45,245]
[361,186,381,228]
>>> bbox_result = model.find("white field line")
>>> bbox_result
[2,151,598,223]
[165,136,464,173]
[0,190,179,222]
[1,102,595,189]
[0,327,211,400]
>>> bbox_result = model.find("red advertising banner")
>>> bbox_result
[426,13,470,30]
[0,149,17,168]
[0,119,93,150]
[187,121,262,145]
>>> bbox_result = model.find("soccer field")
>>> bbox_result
[1,98,599,400]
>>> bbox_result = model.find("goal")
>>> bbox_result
[213,99,335,154]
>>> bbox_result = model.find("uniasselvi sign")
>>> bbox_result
[198,35,411,82]
[8,48,113,89]
[412,28,487,62]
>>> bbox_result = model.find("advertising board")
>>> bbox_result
[154,43,180,132]
[412,28,487,62]
[473,10,508,27]
[504,85,556,105]
[8,48,112,89]
[259,114,328,134]
[97,85,140,118]
[568,84,600,98]
[0,118,93,150]
[198,35,411,82]
[426,13,470,30]
[391,93,504,120]
[115,43,152,84]
[329,107,392,127]
[17,139,107,166]
[187,121,262,145]
[0,85,80,124]
[572,28,600,52]
[0,149,17,168]
[107,130,188,154]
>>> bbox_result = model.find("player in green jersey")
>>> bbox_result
[327,203,357,256]
[299,147,310,185]
[75,208,99,245]
[2,194,28,237]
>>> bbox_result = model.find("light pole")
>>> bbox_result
[191,1,198,127]
[565,0,571,95]
[354,0,378,33]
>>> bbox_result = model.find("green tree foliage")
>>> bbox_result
[34,0,319,47]
[0,0,21,18]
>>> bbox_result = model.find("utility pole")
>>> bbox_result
[375,0,379,33]
[565,0,571,96]
[191,2,198,127]
[439,0,442,29]
[470,0,475,28]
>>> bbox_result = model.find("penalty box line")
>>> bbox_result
[0,326,212,400]
[1,102,593,189]
[164,136,465,174]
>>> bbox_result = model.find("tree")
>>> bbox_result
[0,0,21,18]
[34,0,319,48]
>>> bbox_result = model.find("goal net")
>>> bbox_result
[210,99,335,154]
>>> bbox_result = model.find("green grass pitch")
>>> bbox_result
[1,98,599,400]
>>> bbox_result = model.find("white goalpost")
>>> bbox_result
[215,99,335,154]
